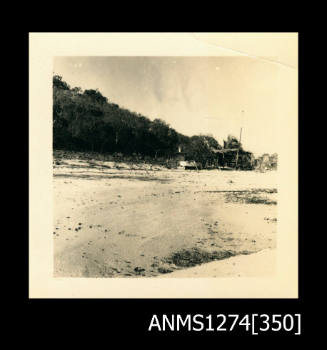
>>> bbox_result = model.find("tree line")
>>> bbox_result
[53,75,250,168]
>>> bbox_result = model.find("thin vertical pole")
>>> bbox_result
[235,127,243,169]
[235,110,244,169]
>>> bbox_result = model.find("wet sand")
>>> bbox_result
[53,158,277,277]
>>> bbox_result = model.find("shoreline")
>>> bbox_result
[158,248,276,278]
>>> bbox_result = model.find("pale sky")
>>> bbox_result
[54,56,283,156]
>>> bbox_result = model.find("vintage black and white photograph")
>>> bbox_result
[53,56,281,278]
[29,33,298,298]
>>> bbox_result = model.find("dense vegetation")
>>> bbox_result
[53,75,251,168]
[255,153,278,170]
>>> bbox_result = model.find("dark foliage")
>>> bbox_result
[53,75,186,156]
[53,75,254,168]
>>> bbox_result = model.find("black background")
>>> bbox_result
[19,31,308,340]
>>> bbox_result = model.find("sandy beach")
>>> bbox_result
[53,157,277,278]
[159,248,276,278]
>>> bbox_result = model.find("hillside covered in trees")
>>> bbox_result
[53,75,252,168]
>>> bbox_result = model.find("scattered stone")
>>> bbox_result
[134,267,145,273]
[158,267,173,274]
